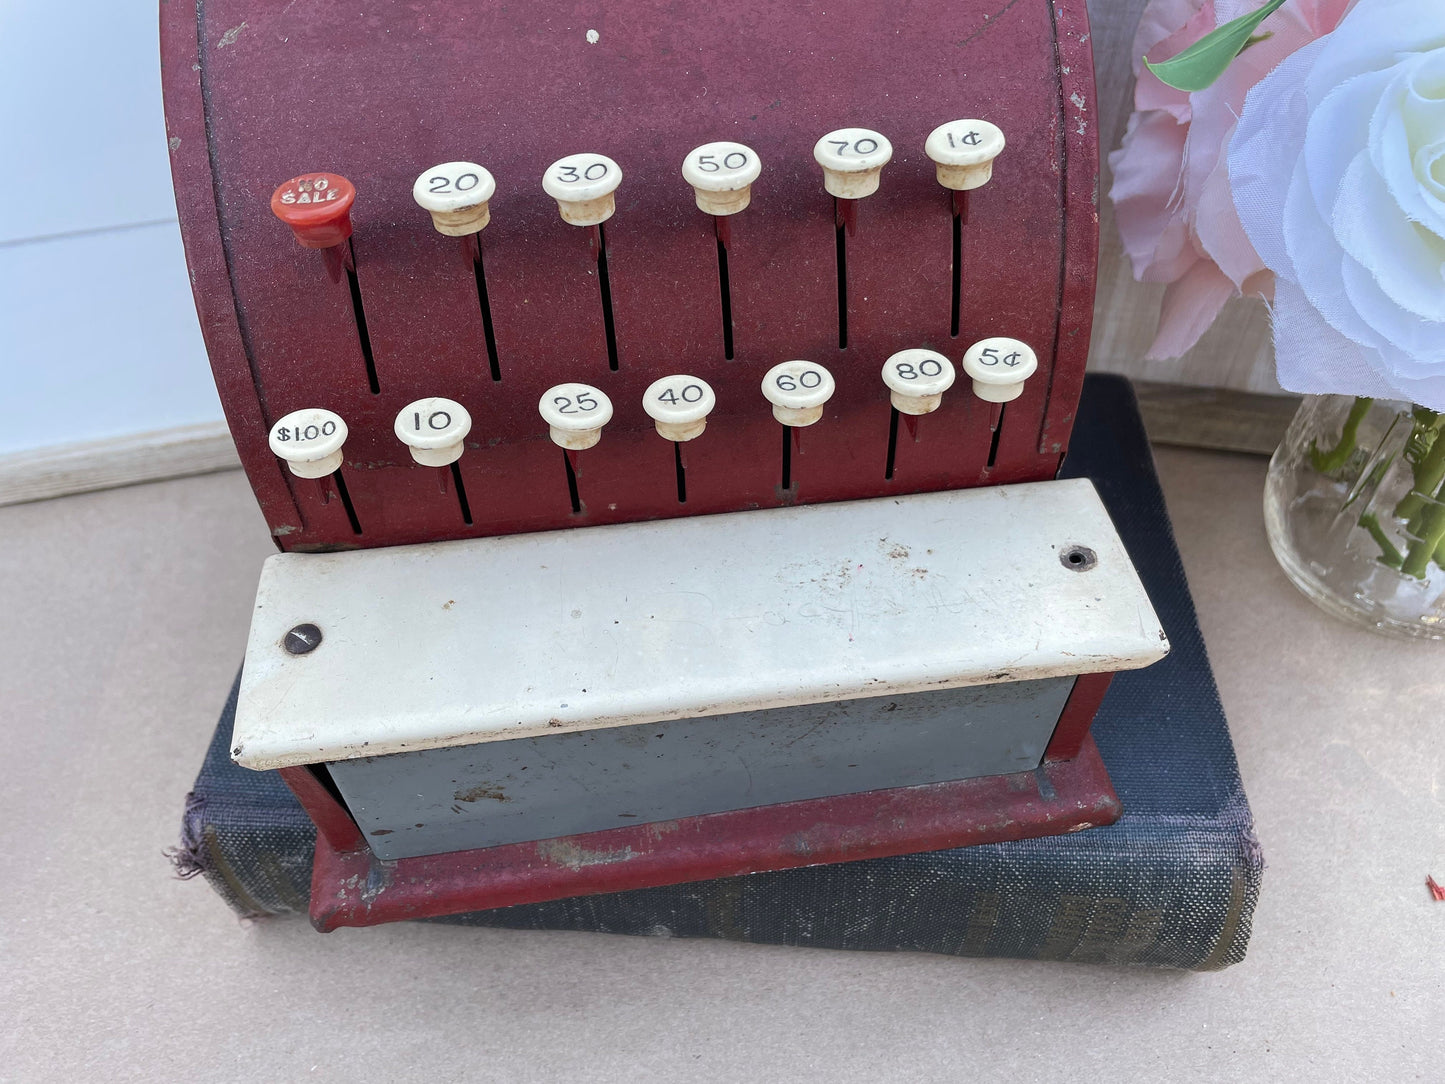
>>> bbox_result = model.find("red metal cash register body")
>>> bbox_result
[162,0,1168,931]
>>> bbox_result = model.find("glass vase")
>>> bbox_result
[1265,395,1445,639]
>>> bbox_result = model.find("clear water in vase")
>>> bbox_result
[1265,394,1445,639]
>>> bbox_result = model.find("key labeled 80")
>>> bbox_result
[887,355,947,382]
[883,349,955,415]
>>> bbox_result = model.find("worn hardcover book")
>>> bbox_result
[175,375,1263,969]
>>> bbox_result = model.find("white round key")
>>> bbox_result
[761,361,835,427]
[925,120,1006,191]
[961,337,1038,403]
[813,128,893,199]
[882,349,956,416]
[413,162,497,236]
[542,153,622,226]
[682,142,762,216]
[269,408,347,479]
[394,397,472,466]
[540,383,614,450]
[643,375,716,442]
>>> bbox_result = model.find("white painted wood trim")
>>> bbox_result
[0,422,239,507]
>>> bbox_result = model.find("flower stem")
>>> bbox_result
[1310,396,1373,474]
[1393,408,1445,522]
[1358,512,1404,569]
[1400,474,1445,579]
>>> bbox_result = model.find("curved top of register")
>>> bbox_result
[232,480,1168,771]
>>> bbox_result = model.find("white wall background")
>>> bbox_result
[0,1,221,457]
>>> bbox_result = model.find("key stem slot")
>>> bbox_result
[466,236,502,382]
[674,442,688,504]
[987,403,1006,469]
[450,462,473,525]
[563,450,582,514]
[593,224,620,371]
[715,217,735,360]
[885,407,900,480]
[949,191,969,340]
[834,199,849,350]
[343,239,380,394]
[780,425,793,492]
[332,469,363,535]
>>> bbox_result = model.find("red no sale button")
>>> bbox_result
[271,173,356,248]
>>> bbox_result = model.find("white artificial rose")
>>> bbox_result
[1229,0,1445,409]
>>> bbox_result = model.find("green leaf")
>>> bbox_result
[1143,0,1289,92]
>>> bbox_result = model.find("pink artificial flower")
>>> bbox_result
[1109,0,1353,358]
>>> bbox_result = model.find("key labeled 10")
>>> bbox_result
[395,397,472,466]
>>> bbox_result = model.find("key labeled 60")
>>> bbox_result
[762,361,835,427]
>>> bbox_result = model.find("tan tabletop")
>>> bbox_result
[1,447,1440,1082]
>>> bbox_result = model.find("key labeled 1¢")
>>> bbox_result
[925,120,1006,191]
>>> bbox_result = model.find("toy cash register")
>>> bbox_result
[162,0,1168,931]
